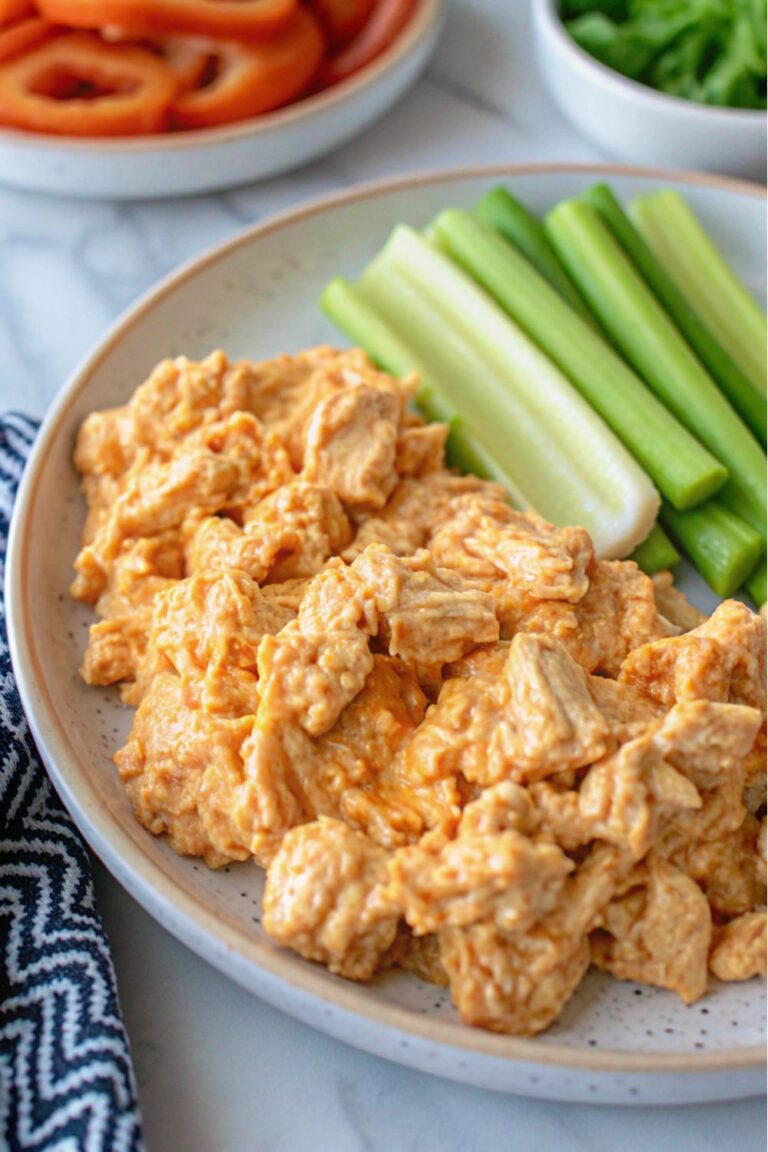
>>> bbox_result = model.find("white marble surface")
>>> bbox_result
[1,1,765,1148]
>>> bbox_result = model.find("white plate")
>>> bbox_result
[7,164,766,1105]
[0,0,442,200]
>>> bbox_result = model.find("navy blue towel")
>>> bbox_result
[0,415,144,1152]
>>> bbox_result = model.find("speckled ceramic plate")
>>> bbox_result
[7,164,766,1105]
[0,0,443,200]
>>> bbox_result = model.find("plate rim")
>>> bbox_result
[0,0,443,154]
[8,161,766,1078]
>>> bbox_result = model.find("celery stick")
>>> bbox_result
[661,501,763,597]
[320,276,528,505]
[373,226,660,558]
[433,209,726,511]
[745,562,766,609]
[585,183,766,447]
[355,256,631,550]
[545,199,766,536]
[630,190,767,396]
[629,523,680,574]
[715,482,767,543]
[475,187,595,324]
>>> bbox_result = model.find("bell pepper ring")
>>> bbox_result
[170,6,324,130]
[307,0,377,48]
[320,0,416,85]
[35,0,298,41]
[0,0,35,22]
[100,27,211,93]
[0,17,55,62]
[156,37,210,93]
[0,31,179,134]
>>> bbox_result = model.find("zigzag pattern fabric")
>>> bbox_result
[0,415,144,1152]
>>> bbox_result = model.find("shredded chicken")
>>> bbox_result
[709,913,767,982]
[73,348,768,1037]
[263,818,400,980]
[591,854,712,1004]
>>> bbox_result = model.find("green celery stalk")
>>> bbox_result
[630,523,681,574]
[661,500,763,597]
[745,562,766,609]
[584,183,766,446]
[353,252,656,554]
[432,208,726,511]
[630,190,767,396]
[545,199,766,537]
[372,225,662,558]
[320,276,528,505]
[474,187,595,324]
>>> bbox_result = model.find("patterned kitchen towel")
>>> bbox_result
[0,415,144,1152]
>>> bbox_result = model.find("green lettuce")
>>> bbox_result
[560,0,767,109]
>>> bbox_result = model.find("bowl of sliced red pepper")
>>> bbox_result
[0,0,443,197]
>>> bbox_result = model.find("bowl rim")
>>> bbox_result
[0,0,443,153]
[533,0,767,124]
[7,161,766,1078]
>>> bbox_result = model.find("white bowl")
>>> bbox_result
[532,0,767,181]
[7,164,766,1106]
[0,0,443,200]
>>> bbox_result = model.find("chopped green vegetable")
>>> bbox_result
[630,522,681,573]
[474,187,595,324]
[355,229,659,557]
[561,0,767,110]
[545,198,767,537]
[584,182,766,446]
[661,499,764,597]
[320,276,528,504]
[745,560,767,607]
[630,189,768,395]
[431,208,727,511]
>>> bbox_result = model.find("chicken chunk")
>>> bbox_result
[430,495,594,603]
[404,634,610,790]
[574,732,701,859]
[709,913,767,982]
[302,385,402,508]
[236,656,435,862]
[256,560,377,737]
[387,824,572,935]
[505,634,612,780]
[125,350,261,458]
[144,569,294,714]
[345,473,504,560]
[503,561,671,676]
[95,530,186,617]
[327,658,459,849]
[186,411,295,517]
[81,609,152,692]
[440,845,629,1035]
[591,855,711,1003]
[115,673,253,868]
[187,484,351,584]
[72,450,239,604]
[395,423,448,478]
[620,600,767,710]
[587,675,665,743]
[256,546,498,738]
[352,546,499,670]
[670,814,766,918]
[263,819,400,980]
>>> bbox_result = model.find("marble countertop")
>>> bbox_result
[1,1,765,1147]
